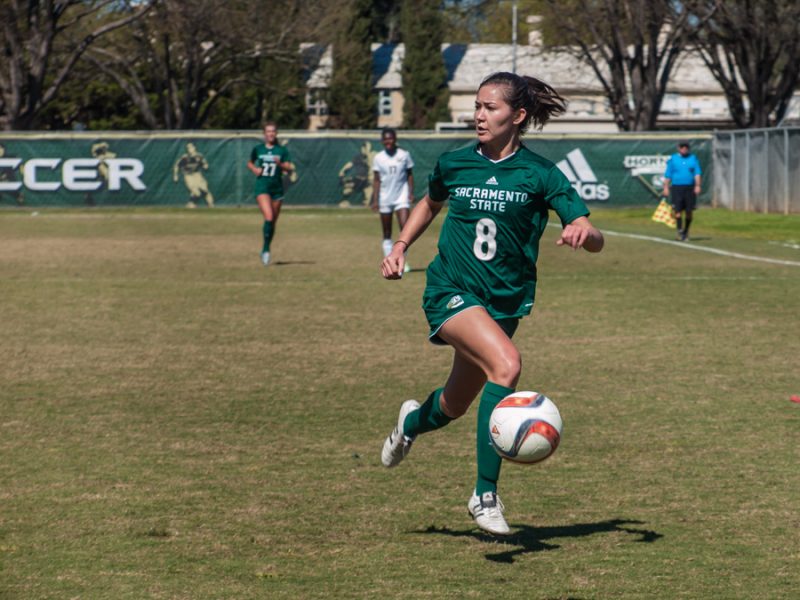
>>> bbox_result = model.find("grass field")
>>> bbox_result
[1,206,799,599]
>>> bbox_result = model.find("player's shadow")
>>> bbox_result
[413,518,662,563]
[272,260,316,266]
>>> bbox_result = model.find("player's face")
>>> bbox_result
[264,126,278,145]
[381,134,397,152]
[474,84,525,144]
[678,145,690,156]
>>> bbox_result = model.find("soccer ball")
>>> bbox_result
[489,391,563,464]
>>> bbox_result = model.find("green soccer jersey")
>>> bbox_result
[251,143,291,191]
[426,143,590,319]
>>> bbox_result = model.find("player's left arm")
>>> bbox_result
[557,216,604,253]
[693,156,702,195]
[276,150,293,174]
[406,169,414,204]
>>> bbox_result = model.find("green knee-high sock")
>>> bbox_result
[476,381,515,495]
[402,388,453,438]
[262,220,274,252]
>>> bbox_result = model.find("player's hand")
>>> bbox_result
[694,185,701,194]
[369,201,378,213]
[380,246,406,280]
[557,222,591,250]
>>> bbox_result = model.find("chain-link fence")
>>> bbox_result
[713,127,800,214]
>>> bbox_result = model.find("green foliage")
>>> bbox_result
[369,0,403,43]
[442,0,541,44]
[206,59,308,130]
[401,0,451,128]
[36,72,148,131]
[327,0,377,129]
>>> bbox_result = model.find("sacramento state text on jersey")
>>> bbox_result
[427,143,589,319]
[451,186,529,212]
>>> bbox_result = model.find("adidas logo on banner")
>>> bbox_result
[485,176,498,185]
[556,149,610,201]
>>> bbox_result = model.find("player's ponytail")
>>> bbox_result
[479,72,566,132]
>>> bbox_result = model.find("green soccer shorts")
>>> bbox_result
[422,282,520,345]
[254,178,284,200]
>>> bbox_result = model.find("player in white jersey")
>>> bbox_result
[370,129,415,267]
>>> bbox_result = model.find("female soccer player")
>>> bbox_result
[370,128,415,266]
[247,122,293,266]
[379,72,604,536]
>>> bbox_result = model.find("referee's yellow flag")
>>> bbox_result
[652,199,677,228]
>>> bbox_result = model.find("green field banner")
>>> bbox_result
[0,132,711,208]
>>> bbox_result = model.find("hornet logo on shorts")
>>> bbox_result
[447,295,464,310]
[556,149,609,201]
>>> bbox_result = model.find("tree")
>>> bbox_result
[401,0,451,129]
[370,0,403,43]
[79,0,334,130]
[443,0,537,44]
[327,0,377,129]
[538,0,714,131]
[688,0,800,128]
[83,1,309,130]
[36,71,148,131]
[206,57,308,130]
[0,0,154,130]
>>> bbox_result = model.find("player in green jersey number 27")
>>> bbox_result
[247,122,293,267]
[379,72,604,536]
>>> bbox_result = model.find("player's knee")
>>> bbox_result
[488,347,521,387]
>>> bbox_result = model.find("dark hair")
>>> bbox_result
[479,72,567,132]
[381,127,397,139]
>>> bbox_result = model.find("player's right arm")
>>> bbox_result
[247,147,261,176]
[662,157,672,197]
[380,194,444,279]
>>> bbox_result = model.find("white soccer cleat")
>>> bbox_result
[261,251,271,266]
[381,399,420,467]
[468,491,511,536]
[382,239,393,258]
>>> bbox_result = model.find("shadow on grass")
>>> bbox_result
[273,260,316,266]
[413,518,662,563]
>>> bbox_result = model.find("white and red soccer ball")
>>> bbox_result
[489,391,563,464]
